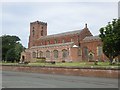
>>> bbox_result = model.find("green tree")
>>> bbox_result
[5,48,16,63]
[99,18,120,64]
[14,42,25,62]
[1,35,25,62]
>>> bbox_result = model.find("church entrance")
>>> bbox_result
[88,52,94,62]
[22,55,25,62]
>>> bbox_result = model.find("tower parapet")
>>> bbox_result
[30,21,47,25]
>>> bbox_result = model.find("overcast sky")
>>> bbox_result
[1,1,118,48]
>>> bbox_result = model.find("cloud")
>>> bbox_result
[2,2,118,48]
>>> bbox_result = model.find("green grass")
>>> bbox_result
[1,61,119,69]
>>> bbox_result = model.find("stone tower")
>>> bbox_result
[28,21,47,48]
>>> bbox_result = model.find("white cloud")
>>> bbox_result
[2,2,118,48]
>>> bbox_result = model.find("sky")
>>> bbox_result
[1,0,119,48]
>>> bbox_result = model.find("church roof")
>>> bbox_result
[31,42,74,49]
[39,29,83,39]
[83,36,101,41]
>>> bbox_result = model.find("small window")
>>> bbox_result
[54,39,57,44]
[41,42,42,45]
[71,38,73,42]
[62,39,65,43]
[47,40,50,44]
[41,26,43,29]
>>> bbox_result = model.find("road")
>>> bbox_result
[2,70,118,88]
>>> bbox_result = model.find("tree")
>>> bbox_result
[1,35,25,62]
[5,48,16,63]
[99,18,120,64]
[14,42,25,62]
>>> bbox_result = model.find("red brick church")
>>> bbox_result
[20,21,107,62]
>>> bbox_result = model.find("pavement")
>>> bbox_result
[1,70,119,88]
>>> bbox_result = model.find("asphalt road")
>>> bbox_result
[2,70,118,88]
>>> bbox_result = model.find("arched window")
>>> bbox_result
[41,30,43,36]
[39,51,43,58]
[53,50,58,59]
[97,46,103,56]
[32,52,36,58]
[84,47,88,58]
[54,39,57,44]
[62,49,68,58]
[46,50,50,58]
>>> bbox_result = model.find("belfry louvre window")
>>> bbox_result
[32,52,36,58]
[53,50,58,58]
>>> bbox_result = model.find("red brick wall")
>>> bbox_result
[28,21,47,48]
[70,47,81,62]
[81,39,108,61]
[33,28,92,47]
[2,65,119,78]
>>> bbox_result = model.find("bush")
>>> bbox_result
[36,57,46,63]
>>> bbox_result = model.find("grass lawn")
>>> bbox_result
[1,61,119,69]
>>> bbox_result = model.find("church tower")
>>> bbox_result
[28,21,47,48]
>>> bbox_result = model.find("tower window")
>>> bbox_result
[41,30,43,36]
[32,30,35,37]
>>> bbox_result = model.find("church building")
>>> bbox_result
[21,21,107,63]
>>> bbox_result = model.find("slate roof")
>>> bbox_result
[31,42,74,49]
[83,36,101,41]
[39,29,83,39]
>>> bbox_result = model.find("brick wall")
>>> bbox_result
[2,65,119,78]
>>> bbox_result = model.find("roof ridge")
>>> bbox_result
[39,29,83,39]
